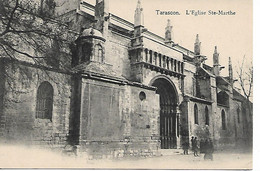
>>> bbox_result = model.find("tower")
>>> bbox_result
[213,46,220,76]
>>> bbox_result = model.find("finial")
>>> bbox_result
[134,0,144,26]
[137,0,142,9]
[167,19,171,27]
[165,19,173,42]
[229,57,232,64]
[214,46,218,53]
[196,34,199,43]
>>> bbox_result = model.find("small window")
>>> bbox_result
[139,91,146,101]
[194,104,198,124]
[36,81,53,121]
[205,106,209,126]
[221,110,226,130]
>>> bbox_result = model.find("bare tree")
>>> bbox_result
[0,0,77,104]
[236,55,253,145]
[0,0,75,70]
[236,55,253,103]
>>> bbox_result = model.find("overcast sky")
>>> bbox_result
[87,0,252,77]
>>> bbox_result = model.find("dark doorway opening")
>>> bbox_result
[152,78,178,149]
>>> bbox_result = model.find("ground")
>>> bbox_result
[0,144,252,169]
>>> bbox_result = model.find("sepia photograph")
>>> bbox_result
[0,0,254,169]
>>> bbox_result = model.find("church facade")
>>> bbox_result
[0,0,252,158]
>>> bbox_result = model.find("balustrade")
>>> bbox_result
[135,48,184,75]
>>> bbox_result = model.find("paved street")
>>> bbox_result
[0,144,252,169]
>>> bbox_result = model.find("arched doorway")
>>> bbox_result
[151,77,178,149]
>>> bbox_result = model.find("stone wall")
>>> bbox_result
[188,101,213,140]
[0,60,71,148]
[106,31,131,79]
[183,62,196,96]
[78,77,160,158]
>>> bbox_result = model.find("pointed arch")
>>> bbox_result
[194,104,198,124]
[205,106,209,125]
[221,110,226,130]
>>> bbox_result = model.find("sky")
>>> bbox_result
[86,0,252,77]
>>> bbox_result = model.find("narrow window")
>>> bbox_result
[194,104,198,124]
[36,81,53,121]
[205,106,209,125]
[94,44,103,63]
[221,110,226,130]
[82,42,91,62]
[237,108,240,123]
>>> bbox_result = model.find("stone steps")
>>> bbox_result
[158,149,183,156]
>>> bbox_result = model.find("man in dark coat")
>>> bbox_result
[193,137,199,156]
[182,139,189,155]
[204,138,214,160]
[191,136,195,154]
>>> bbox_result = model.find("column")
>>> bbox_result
[163,55,166,68]
[158,54,162,67]
[166,57,169,70]
[169,58,173,71]
[149,50,153,64]
[181,62,184,74]
[154,52,157,66]
[176,106,181,148]
[174,60,177,72]
[178,61,180,73]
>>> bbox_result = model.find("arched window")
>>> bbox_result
[221,110,226,130]
[36,81,53,121]
[205,106,209,125]
[94,44,103,63]
[237,108,240,123]
[194,104,198,124]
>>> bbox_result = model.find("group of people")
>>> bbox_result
[182,136,214,160]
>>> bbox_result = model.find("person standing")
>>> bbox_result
[208,139,214,160]
[204,139,210,160]
[193,137,199,157]
[191,136,195,155]
[204,138,214,160]
[182,139,189,155]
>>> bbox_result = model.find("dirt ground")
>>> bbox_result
[0,144,253,169]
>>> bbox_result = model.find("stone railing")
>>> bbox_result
[130,48,185,78]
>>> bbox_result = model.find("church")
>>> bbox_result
[0,0,252,158]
